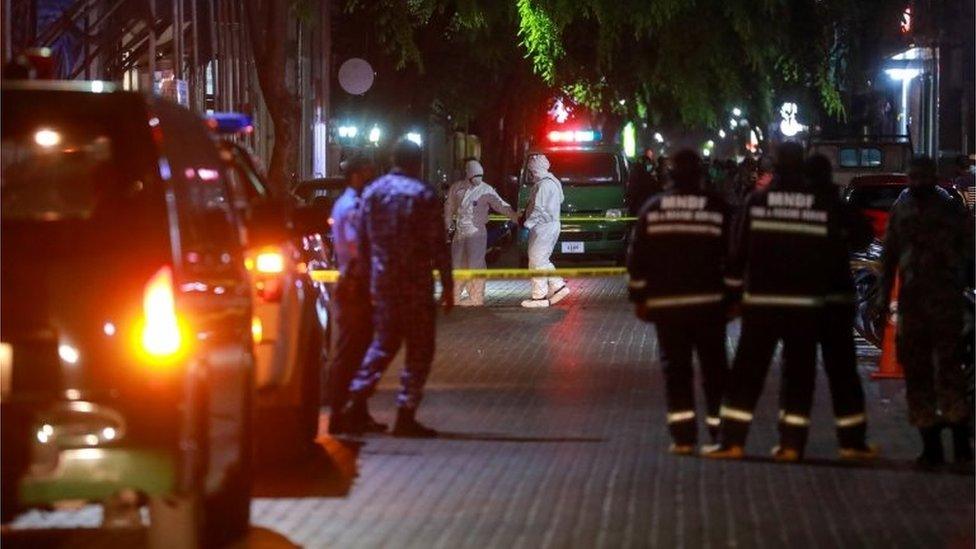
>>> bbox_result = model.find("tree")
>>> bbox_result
[340,0,907,150]
[244,0,302,194]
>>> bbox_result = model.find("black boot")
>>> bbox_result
[392,408,438,438]
[340,398,370,435]
[364,412,389,433]
[915,425,945,469]
[950,422,974,463]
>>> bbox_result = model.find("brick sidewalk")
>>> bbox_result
[9,278,974,548]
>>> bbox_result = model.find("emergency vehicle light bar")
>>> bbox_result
[206,112,254,135]
[547,130,600,143]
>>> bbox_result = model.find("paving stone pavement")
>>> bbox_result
[8,278,974,548]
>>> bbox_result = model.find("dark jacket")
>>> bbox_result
[626,187,732,322]
[359,171,453,303]
[726,174,843,310]
[878,185,972,312]
[626,160,663,216]
[820,187,873,304]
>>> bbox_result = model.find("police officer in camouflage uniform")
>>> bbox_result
[342,139,455,438]
[878,157,974,467]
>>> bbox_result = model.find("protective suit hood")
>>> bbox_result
[527,155,551,181]
[465,159,484,182]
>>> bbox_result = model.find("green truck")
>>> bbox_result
[517,144,633,266]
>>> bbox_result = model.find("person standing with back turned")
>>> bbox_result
[342,139,454,437]
[627,149,733,454]
[804,154,877,460]
[704,143,840,462]
[878,157,973,467]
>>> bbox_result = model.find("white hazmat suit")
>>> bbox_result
[444,159,516,305]
[522,155,570,307]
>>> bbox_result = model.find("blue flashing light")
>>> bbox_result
[206,112,254,135]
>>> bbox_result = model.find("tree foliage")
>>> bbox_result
[345,0,905,135]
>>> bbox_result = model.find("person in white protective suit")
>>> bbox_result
[521,154,570,308]
[444,159,518,305]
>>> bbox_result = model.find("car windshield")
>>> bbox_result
[1,90,159,224]
[848,185,906,211]
[529,152,619,185]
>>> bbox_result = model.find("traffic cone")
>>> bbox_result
[871,272,904,380]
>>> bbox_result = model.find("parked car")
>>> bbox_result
[210,115,333,465]
[295,176,347,215]
[515,141,632,266]
[843,173,967,242]
[843,173,910,240]
[1,81,252,544]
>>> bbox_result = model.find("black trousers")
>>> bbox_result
[819,303,867,447]
[326,276,373,413]
[720,309,818,451]
[656,316,728,444]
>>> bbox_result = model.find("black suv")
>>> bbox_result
[1,81,253,545]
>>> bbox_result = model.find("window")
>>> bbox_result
[839,147,883,168]
[848,185,906,211]
[860,148,882,167]
[839,148,859,168]
[1,89,165,235]
[523,152,621,186]
[153,100,241,259]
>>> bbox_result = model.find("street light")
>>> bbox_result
[368,126,381,144]
[885,68,921,135]
[653,132,664,143]
[406,132,422,146]
[718,129,726,138]
[732,107,742,117]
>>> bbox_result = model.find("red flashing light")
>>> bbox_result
[547,130,598,143]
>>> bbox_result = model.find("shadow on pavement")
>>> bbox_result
[252,437,362,498]
[437,431,605,443]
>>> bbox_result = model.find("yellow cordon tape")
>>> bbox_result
[487,215,637,222]
[310,267,627,283]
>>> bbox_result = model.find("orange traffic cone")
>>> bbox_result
[872,272,904,380]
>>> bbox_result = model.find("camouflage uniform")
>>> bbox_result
[880,186,973,427]
[348,171,453,409]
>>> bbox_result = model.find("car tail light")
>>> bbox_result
[254,250,285,274]
[251,315,263,344]
[139,266,184,362]
[245,246,286,302]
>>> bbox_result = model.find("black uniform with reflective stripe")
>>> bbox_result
[726,182,843,307]
[627,189,732,321]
